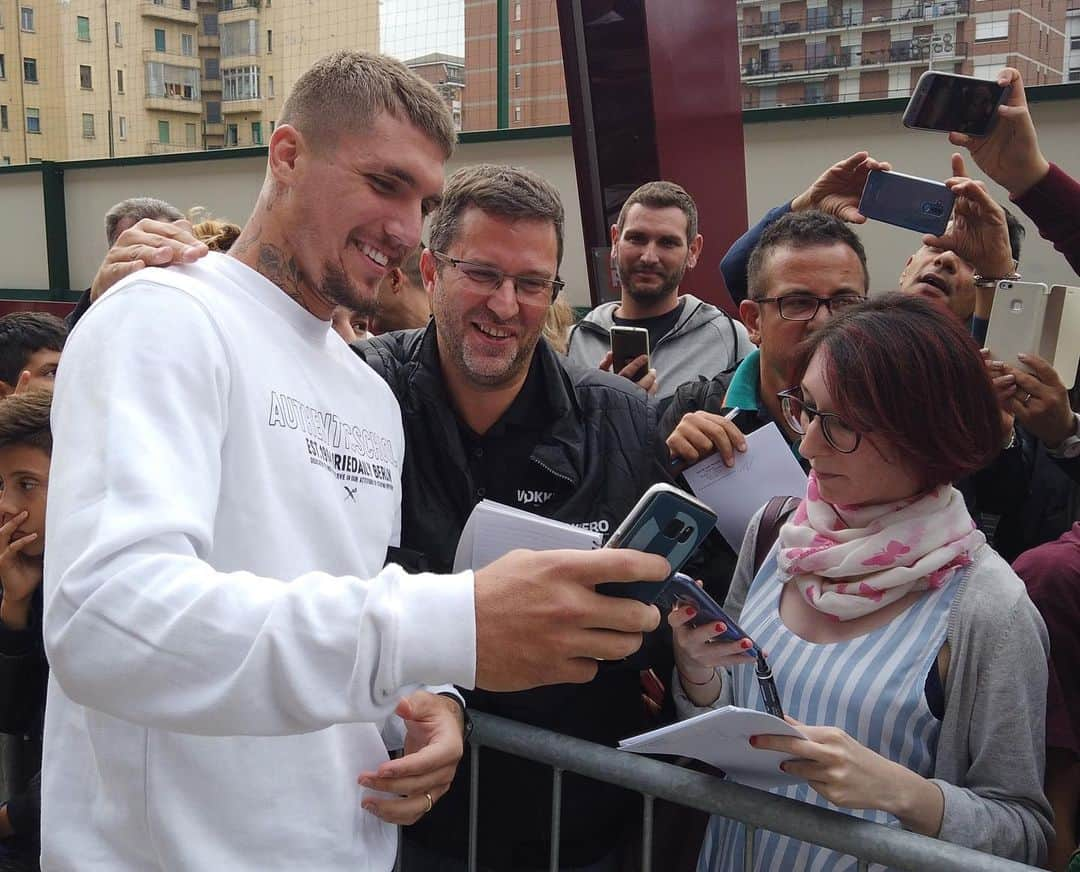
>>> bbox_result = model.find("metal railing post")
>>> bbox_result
[548,768,563,872]
[468,743,480,872]
[640,794,654,872]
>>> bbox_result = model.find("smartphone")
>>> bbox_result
[609,326,650,378]
[985,280,1051,372]
[903,71,1009,136]
[858,169,955,236]
[1048,286,1080,389]
[601,483,717,602]
[658,572,760,656]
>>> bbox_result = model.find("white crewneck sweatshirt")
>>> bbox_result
[41,253,476,870]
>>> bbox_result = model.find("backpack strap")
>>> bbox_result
[753,496,801,575]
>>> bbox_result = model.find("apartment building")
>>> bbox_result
[737,0,1066,109]
[463,0,568,131]
[405,51,464,131]
[0,0,378,166]
[1067,0,1080,80]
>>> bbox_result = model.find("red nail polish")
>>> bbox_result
[715,622,726,633]
[684,606,697,618]
[749,735,758,747]
[740,639,752,649]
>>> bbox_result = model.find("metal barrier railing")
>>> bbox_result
[414,711,1042,872]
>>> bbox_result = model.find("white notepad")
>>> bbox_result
[682,423,807,550]
[452,500,602,572]
[619,705,807,790]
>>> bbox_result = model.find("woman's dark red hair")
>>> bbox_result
[790,292,1004,489]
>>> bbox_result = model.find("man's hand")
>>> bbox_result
[1010,353,1076,448]
[921,155,1014,279]
[0,510,42,630]
[949,68,1050,198]
[474,548,667,691]
[357,691,464,825]
[789,151,892,223]
[599,351,658,395]
[90,218,209,302]
[666,410,747,469]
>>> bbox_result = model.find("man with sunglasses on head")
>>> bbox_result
[354,164,676,872]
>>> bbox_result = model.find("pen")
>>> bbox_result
[755,651,785,720]
[669,407,742,468]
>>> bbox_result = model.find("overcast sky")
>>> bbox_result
[379,0,465,62]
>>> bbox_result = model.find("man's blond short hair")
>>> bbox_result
[280,50,456,159]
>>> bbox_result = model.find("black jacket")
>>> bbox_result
[354,325,676,869]
[0,585,46,855]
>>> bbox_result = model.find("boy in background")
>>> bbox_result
[0,389,55,871]
[0,314,66,397]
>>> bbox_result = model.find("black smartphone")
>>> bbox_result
[609,326,650,378]
[903,71,1009,136]
[659,573,760,656]
[858,169,955,237]
[601,483,717,602]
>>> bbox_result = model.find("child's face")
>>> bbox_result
[0,444,50,558]
[20,348,60,391]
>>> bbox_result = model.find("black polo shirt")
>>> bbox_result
[456,354,569,511]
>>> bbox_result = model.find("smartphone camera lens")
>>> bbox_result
[677,526,694,543]
[663,518,686,540]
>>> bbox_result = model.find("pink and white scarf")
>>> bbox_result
[776,472,985,621]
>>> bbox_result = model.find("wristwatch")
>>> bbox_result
[438,692,474,742]
[972,261,1021,288]
[1048,413,1080,460]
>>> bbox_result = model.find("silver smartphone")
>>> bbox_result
[985,280,1051,372]
[903,71,1009,136]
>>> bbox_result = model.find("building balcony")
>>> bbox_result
[221,96,261,113]
[202,76,221,91]
[198,32,220,48]
[140,0,199,25]
[739,0,969,42]
[143,49,201,69]
[218,0,260,23]
[145,139,201,154]
[145,93,204,114]
[204,120,225,134]
[742,42,967,82]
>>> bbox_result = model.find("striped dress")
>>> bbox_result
[697,549,964,872]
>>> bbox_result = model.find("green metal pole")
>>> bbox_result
[41,162,71,293]
[497,0,509,129]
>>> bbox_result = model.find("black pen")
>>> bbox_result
[755,651,785,720]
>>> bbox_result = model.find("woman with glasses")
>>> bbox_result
[669,293,1052,869]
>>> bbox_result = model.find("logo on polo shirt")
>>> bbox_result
[517,489,555,506]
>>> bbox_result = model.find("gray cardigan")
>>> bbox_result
[675,507,1054,866]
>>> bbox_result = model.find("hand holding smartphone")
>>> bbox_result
[858,169,955,236]
[903,71,1009,136]
[661,573,760,656]
[609,326,651,381]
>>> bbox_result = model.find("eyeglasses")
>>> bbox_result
[777,387,863,454]
[754,293,864,322]
[431,251,563,306]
